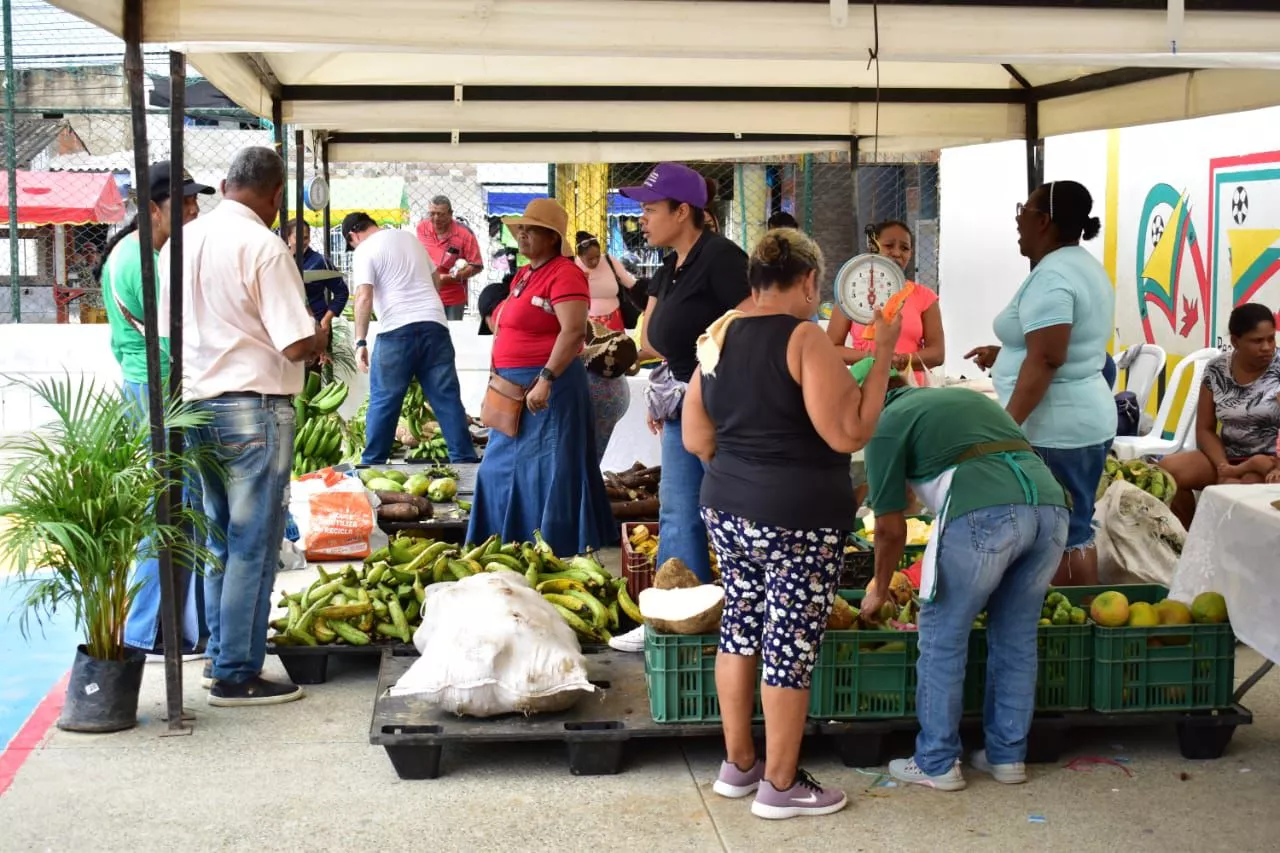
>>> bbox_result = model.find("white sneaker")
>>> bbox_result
[608,625,645,653]
[145,652,204,664]
[970,750,1027,784]
[888,757,967,791]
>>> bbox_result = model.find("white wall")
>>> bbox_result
[0,320,494,437]
[940,106,1280,376]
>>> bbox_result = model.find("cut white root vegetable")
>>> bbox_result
[638,584,725,635]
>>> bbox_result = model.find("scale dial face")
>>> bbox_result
[832,253,906,324]
[304,176,329,211]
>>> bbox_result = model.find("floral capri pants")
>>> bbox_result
[701,507,846,690]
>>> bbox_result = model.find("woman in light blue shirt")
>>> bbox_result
[965,180,1116,586]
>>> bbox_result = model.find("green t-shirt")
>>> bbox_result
[102,233,169,385]
[865,387,1067,521]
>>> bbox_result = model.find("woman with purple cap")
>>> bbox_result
[619,163,751,583]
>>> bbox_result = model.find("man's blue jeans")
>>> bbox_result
[914,503,1069,775]
[189,395,295,684]
[361,321,479,464]
[120,380,204,652]
[656,417,713,582]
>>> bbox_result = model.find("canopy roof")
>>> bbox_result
[0,170,126,226]
[47,0,1280,163]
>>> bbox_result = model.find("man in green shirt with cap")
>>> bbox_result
[99,160,213,656]
[851,358,1068,793]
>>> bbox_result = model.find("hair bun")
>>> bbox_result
[1081,215,1102,242]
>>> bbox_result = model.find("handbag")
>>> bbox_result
[480,368,528,438]
[581,320,639,379]
[608,255,643,329]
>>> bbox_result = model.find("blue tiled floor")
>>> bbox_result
[1,576,77,748]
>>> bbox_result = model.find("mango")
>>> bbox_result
[1155,599,1192,625]
[1090,591,1130,628]
[380,469,408,486]
[1191,591,1228,624]
[1127,601,1159,628]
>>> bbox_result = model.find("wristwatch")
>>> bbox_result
[538,367,557,383]
[356,339,367,348]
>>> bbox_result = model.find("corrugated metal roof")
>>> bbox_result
[0,118,75,167]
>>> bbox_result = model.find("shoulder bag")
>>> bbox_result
[479,293,530,438]
[608,255,643,329]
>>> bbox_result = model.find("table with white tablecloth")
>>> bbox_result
[1170,483,1280,698]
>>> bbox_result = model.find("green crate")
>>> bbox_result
[1035,624,1092,711]
[809,591,920,720]
[643,630,763,723]
[851,514,932,569]
[1061,584,1235,712]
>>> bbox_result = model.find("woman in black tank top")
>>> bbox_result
[679,228,900,818]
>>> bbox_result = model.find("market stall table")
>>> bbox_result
[1170,483,1280,700]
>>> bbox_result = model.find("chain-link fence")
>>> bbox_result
[3,0,940,324]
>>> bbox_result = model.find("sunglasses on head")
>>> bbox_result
[577,237,600,250]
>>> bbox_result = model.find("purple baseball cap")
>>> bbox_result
[618,162,708,208]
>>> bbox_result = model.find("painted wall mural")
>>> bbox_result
[1132,150,1280,354]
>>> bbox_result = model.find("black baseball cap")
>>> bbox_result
[148,160,214,202]
[341,211,377,248]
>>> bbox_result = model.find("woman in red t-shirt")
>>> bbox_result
[466,198,616,555]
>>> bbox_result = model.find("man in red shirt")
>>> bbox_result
[416,195,483,320]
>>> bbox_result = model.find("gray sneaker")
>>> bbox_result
[751,770,848,820]
[888,756,967,791]
[713,759,765,798]
[970,750,1027,784]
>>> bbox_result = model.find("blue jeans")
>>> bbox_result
[656,418,712,582]
[190,395,295,684]
[362,321,478,464]
[914,503,1069,775]
[120,380,205,652]
[1033,443,1109,550]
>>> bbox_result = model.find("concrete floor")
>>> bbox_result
[2,562,1279,852]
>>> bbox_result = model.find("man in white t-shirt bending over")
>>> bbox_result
[342,211,479,463]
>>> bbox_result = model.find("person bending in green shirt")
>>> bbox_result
[99,160,213,655]
[854,360,1068,793]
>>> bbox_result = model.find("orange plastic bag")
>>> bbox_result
[289,468,377,561]
[860,282,916,342]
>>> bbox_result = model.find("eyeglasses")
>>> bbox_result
[1015,202,1048,217]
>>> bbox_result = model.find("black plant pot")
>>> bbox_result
[57,644,146,733]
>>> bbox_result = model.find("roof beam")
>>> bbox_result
[281,84,1026,105]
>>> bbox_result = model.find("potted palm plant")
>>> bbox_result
[0,376,215,733]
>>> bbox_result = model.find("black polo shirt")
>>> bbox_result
[646,230,750,382]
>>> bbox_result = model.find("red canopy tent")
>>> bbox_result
[0,170,125,225]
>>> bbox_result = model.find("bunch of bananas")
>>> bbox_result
[292,375,352,476]
[344,398,367,462]
[406,427,450,462]
[626,524,719,578]
[1097,457,1177,505]
[293,413,347,476]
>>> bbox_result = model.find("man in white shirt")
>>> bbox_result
[342,212,478,463]
[160,146,326,707]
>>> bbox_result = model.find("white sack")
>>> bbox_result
[1094,480,1186,586]
[389,572,595,717]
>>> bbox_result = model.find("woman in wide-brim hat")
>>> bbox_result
[465,198,616,556]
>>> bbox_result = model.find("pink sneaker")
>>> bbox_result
[713,759,765,798]
[750,770,848,819]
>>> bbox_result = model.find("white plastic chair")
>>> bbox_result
[1114,344,1167,411]
[1113,347,1219,460]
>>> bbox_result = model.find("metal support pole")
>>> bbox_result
[1025,100,1044,194]
[320,135,331,264]
[849,135,861,251]
[272,98,287,236]
[801,153,814,234]
[125,0,186,734]
[3,0,20,321]
[293,129,304,270]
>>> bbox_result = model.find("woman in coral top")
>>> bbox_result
[826,220,945,384]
